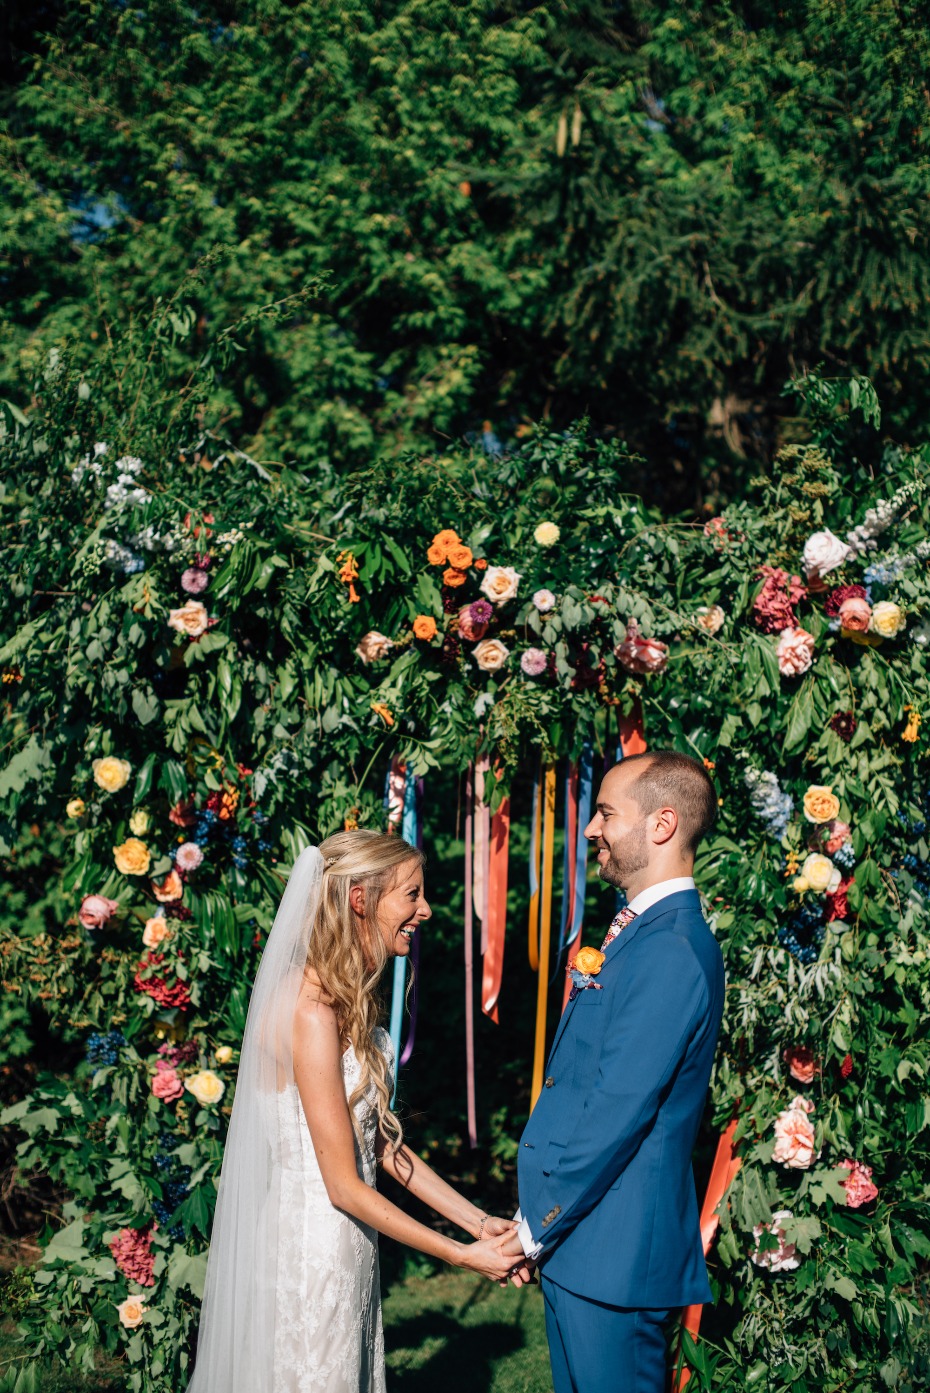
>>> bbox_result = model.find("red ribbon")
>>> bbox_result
[481,793,510,1023]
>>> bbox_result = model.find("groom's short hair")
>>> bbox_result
[619,750,717,854]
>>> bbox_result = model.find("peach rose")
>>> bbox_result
[772,1100,816,1169]
[694,605,725,635]
[838,596,871,632]
[574,947,605,976]
[472,638,510,673]
[615,619,669,675]
[152,869,184,903]
[113,838,152,877]
[802,785,841,824]
[92,757,132,793]
[168,600,210,638]
[838,1158,879,1209]
[447,543,473,570]
[775,627,815,676]
[355,631,394,664]
[79,894,119,929]
[151,1066,184,1102]
[442,567,468,587]
[116,1297,148,1329]
[457,606,489,642]
[784,1046,818,1084]
[412,615,438,641]
[66,798,86,819]
[479,565,521,607]
[142,916,171,949]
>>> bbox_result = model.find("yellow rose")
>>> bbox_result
[214,1046,234,1065]
[792,876,811,894]
[870,600,905,639]
[574,946,606,976]
[66,798,86,819]
[533,521,561,548]
[113,837,152,876]
[116,1297,147,1329]
[801,853,837,893]
[185,1069,226,1107]
[142,916,171,949]
[802,785,841,824]
[92,757,131,793]
[129,808,151,836]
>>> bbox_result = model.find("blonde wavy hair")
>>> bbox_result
[307,829,424,1152]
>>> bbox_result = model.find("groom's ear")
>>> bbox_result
[349,884,367,918]
[651,806,679,845]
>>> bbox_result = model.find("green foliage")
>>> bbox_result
[3,1,930,498]
[1,296,930,1392]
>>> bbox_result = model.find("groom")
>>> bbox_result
[502,750,725,1393]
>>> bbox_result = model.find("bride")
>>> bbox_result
[187,830,515,1393]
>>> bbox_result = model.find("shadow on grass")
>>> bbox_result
[386,1309,523,1392]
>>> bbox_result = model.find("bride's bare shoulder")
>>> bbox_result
[294,970,337,1026]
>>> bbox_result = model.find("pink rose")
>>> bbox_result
[838,1158,879,1209]
[151,1067,184,1103]
[775,627,815,676]
[181,567,209,595]
[614,619,669,675]
[79,894,119,929]
[784,1046,818,1084]
[142,916,170,949]
[822,820,851,856]
[751,1210,800,1271]
[175,842,204,873]
[772,1098,816,1169]
[457,606,489,642]
[837,596,871,633]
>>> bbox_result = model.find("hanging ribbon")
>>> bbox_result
[386,759,417,1101]
[530,764,557,1107]
[673,1119,742,1390]
[559,742,594,1008]
[473,754,490,953]
[527,762,543,971]
[399,772,422,1067]
[618,699,647,757]
[556,760,580,966]
[463,766,477,1148]
[481,781,510,1023]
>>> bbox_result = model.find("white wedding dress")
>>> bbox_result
[268,1027,392,1393]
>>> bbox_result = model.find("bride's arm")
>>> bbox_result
[377,1140,512,1239]
[293,999,512,1281]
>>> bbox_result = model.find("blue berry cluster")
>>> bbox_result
[902,852,930,897]
[229,832,249,870]
[253,809,273,853]
[86,1030,127,1066]
[152,1135,191,1240]
[833,841,856,872]
[192,807,219,848]
[778,900,826,965]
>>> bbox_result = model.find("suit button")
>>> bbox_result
[544,1077,554,1088]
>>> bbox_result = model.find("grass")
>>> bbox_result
[0,1264,553,1393]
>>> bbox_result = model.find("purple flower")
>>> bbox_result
[469,600,493,624]
[181,567,209,595]
[520,647,548,677]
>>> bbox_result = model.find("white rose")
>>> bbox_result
[694,605,725,635]
[472,639,510,673]
[479,566,521,607]
[116,1297,147,1328]
[185,1069,226,1107]
[802,529,850,581]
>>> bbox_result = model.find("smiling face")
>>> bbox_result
[585,762,652,891]
[374,857,432,959]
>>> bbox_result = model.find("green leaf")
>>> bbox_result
[0,735,51,798]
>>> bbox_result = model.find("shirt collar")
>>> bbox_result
[625,876,696,918]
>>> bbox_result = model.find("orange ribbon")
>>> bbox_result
[481,794,510,1023]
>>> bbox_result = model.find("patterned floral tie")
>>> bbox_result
[600,906,636,951]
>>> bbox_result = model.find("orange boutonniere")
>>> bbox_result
[573,946,605,976]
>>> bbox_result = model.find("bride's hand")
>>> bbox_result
[478,1215,517,1239]
[458,1233,518,1282]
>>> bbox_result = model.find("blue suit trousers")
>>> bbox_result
[542,1276,672,1393]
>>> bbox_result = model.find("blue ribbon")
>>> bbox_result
[389,767,420,1102]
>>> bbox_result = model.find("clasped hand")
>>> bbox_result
[462,1218,537,1286]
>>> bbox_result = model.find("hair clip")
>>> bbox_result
[324,855,339,867]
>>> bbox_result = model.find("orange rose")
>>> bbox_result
[474,558,488,570]
[802,785,841,824]
[413,615,438,641]
[152,869,183,903]
[574,946,605,976]
[446,543,473,570]
[442,568,467,588]
[426,543,447,566]
[432,529,460,552]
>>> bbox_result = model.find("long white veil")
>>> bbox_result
[187,846,324,1392]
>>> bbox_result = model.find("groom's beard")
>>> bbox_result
[596,821,649,889]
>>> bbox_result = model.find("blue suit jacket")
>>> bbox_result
[517,889,725,1308]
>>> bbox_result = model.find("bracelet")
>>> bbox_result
[477,1214,489,1240]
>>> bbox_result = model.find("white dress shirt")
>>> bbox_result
[515,875,697,1259]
